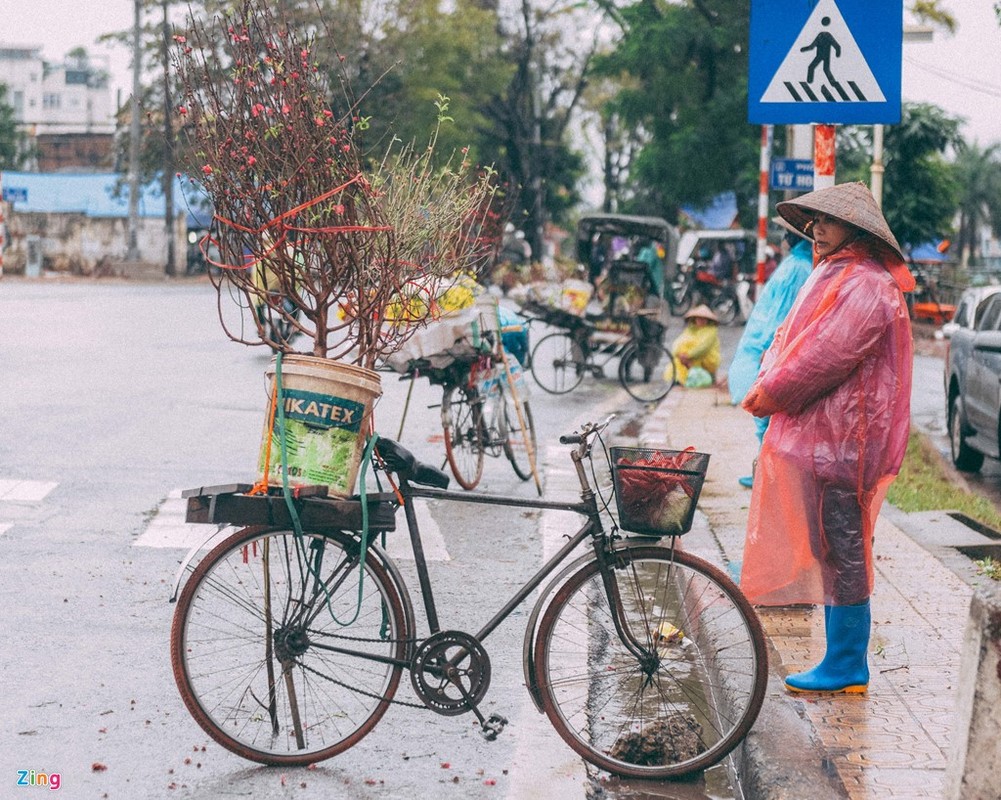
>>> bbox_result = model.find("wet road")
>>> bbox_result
[0,280,740,800]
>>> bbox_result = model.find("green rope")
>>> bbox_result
[273,351,376,627]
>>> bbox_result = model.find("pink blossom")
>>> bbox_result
[202,165,213,175]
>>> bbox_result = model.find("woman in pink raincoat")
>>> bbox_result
[740,182,914,694]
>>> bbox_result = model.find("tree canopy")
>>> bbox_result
[0,84,29,170]
[591,0,758,224]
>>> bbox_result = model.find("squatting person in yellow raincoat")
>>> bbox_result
[740,182,914,695]
[670,305,721,386]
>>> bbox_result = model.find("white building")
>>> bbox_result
[1,43,114,133]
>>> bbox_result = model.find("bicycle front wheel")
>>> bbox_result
[534,545,767,779]
[171,527,409,766]
[500,388,537,481]
[530,332,586,394]
[618,341,675,403]
[442,385,485,490]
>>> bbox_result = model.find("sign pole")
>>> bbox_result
[813,124,836,190]
[871,124,885,208]
[0,171,4,278]
[755,125,774,293]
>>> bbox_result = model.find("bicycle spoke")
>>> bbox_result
[172,528,407,765]
[535,546,767,778]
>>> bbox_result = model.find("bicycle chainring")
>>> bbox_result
[411,630,491,716]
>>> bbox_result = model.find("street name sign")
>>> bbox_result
[748,0,902,124]
[2,186,27,203]
[769,158,814,191]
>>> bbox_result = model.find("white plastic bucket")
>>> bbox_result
[259,355,382,497]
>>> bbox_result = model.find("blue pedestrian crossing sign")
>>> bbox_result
[748,0,902,124]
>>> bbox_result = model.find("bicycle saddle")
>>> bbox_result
[374,438,451,489]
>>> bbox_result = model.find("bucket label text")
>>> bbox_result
[280,389,365,432]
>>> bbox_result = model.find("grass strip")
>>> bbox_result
[887,432,1001,531]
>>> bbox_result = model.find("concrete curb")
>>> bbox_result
[634,383,997,799]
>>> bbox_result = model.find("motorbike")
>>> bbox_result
[667,262,749,325]
[256,294,301,351]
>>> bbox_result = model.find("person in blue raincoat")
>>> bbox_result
[635,238,666,299]
[727,217,813,487]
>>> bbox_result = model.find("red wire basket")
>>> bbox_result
[610,447,710,537]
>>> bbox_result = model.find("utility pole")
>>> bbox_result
[161,0,176,276]
[872,26,934,208]
[126,0,142,261]
[530,78,544,266]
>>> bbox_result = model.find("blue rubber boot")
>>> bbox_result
[785,601,870,693]
[738,475,754,488]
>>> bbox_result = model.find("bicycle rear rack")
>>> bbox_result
[181,483,398,532]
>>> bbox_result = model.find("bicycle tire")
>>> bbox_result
[534,545,767,779]
[171,526,409,766]
[442,384,485,490]
[618,341,676,403]
[500,387,537,481]
[530,332,586,394]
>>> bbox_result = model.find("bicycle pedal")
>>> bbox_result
[478,713,508,741]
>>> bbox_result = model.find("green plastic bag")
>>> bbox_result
[685,366,713,389]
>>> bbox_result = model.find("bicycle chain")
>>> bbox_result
[295,657,431,711]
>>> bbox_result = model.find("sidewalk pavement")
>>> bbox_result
[636,384,994,800]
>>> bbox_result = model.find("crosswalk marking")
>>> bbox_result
[135,490,451,561]
[134,490,229,549]
[0,479,58,502]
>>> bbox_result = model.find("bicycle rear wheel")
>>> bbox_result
[530,332,586,394]
[618,341,675,403]
[534,545,767,779]
[500,387,537,481]
[171,527,408,765]
[442,385,485,490]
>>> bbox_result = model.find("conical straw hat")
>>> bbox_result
[776,182,904,261]
[771,215,809,241]
[684,304,718,323]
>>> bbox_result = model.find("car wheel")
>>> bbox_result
[949,395,984,472]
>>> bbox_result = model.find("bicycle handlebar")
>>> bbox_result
[560,414,616,446]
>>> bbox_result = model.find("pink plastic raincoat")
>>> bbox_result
[740,241,914,606]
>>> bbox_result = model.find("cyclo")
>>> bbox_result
[521,213,681,401]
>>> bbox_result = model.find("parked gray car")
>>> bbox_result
[939,285,1001,339]
[944,290,1001,471]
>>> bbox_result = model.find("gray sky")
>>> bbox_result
[6,0,1001,147]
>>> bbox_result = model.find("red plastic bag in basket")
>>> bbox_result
[617,448,698,532]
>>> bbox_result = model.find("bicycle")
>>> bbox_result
[170,417,768,778]
[439,348,538,491]
[397,343,538,492]
[526,304,676,402]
